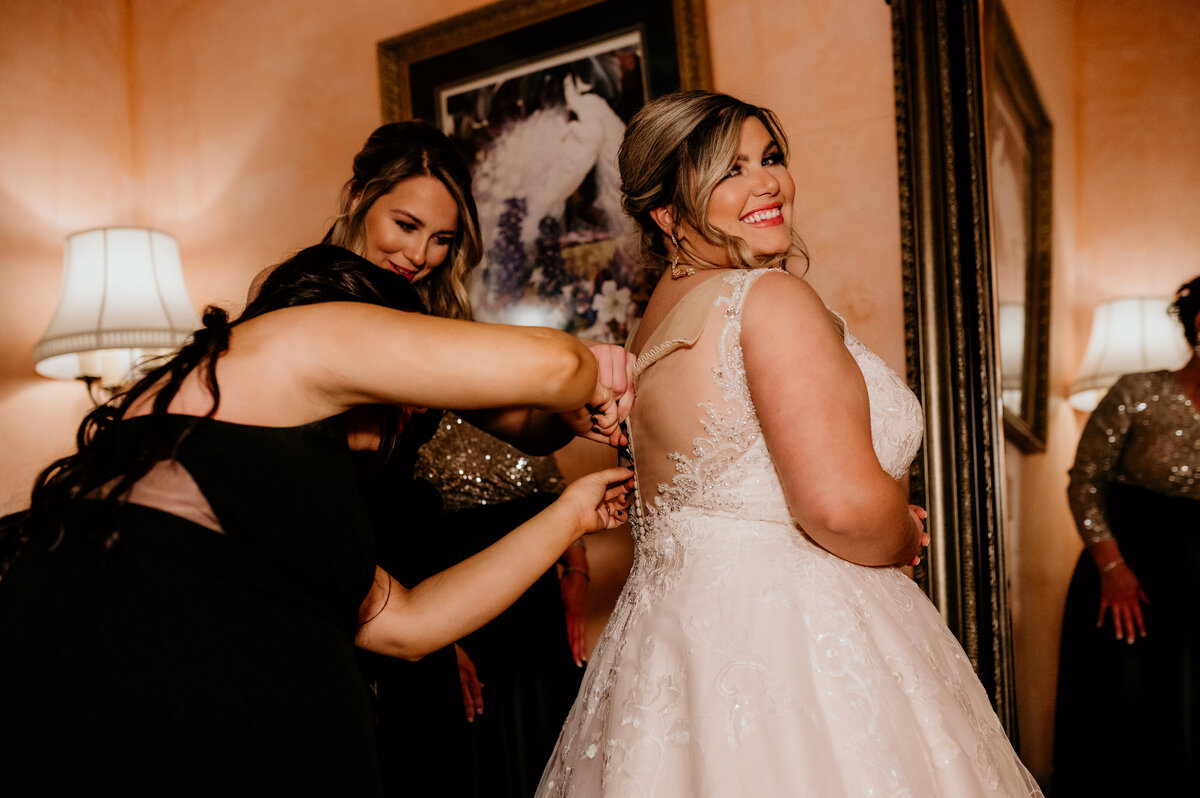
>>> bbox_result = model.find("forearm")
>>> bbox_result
[796,476,921,567]
[303,306,600,414]
[1066,381,1131,545]
[355,501,581,659]
[457,407,574,455]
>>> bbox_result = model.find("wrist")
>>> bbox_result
[1099,557,1126,574]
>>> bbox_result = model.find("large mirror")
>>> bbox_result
[985,1,1052,453]
[889,0,1018,736]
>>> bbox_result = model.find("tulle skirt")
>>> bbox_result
[538,511,1043,797]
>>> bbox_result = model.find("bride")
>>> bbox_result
[537,91,1043,797]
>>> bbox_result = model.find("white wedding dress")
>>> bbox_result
[537,269,1043,797]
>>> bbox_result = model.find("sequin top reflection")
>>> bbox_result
[1068,370,1200,545]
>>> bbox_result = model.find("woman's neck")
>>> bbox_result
[1174,354,1200,405]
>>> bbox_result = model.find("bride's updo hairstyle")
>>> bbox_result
[617,90,808,273]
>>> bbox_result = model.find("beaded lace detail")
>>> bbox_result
[630,273,783,533]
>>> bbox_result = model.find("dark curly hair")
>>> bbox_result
[0,244,425,576]
[1170,274,1200,348]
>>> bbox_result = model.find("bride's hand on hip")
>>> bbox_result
[902,505,930,567]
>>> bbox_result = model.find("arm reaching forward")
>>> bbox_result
[355,465,634,660]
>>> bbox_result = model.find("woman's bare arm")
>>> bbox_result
[201,303,608,426]
[742,272,922,567]
[354,465,634,659]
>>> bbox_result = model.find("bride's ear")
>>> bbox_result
[649,207,675,238]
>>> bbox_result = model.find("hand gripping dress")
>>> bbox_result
[536,269,1042,797]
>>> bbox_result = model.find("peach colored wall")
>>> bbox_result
[0,1,135,511]
[1075,1,1200,301]
[708,0,905,367]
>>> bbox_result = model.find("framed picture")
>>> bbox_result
[985,0,1052,453]
[378,0,712,342]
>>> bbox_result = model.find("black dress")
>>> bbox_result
[1053,371,1200,797]
[354,408,474,798]
[0,415,384,796]
[451,494,584,798]
[414,414,584,798]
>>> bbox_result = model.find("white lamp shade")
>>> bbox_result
[997,302,1025,413]
[34,228,201,386]
[1068,296,1192,412]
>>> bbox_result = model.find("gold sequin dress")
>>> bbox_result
[414,413,582,798]
[1054,370,1200,796]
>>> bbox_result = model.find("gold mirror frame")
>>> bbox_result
[889,0,1019,738]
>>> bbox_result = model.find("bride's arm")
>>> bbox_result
[742,272,923,567]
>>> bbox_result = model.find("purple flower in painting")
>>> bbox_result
[488,197,529,302]
[532,215,571,300]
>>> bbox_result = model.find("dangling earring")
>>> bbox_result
[670,233,694,279]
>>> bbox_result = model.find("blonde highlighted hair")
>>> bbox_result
[618,90,808,272]
[324,121,481,320]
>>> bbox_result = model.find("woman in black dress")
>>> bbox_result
[0,245,634,796]
[1053,276,1200,797]
[415,413,590,797]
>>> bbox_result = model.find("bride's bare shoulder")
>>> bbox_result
[742,271,843,348]
[743,269,827,317]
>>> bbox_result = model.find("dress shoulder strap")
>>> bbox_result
[631,269,780,378]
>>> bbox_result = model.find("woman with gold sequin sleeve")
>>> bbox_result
[414,413,590,798]
[1053,276,1200,797]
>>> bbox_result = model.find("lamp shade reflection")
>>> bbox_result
[34,228,200,389]
[1068,296,1192,412]
[998,301,1025,414]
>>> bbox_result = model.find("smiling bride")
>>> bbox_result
[536,90,1044,798]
